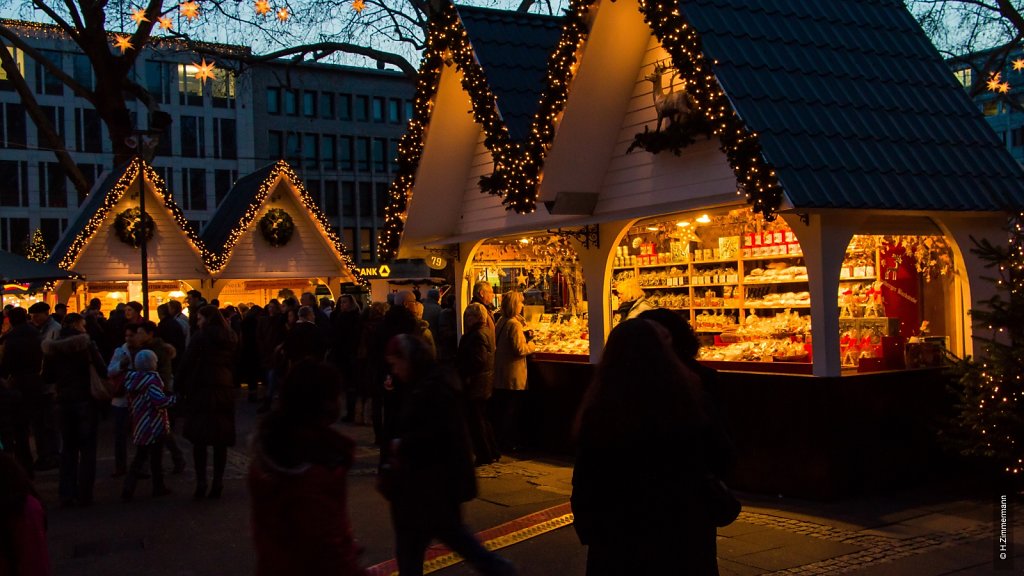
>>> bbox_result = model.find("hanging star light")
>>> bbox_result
[179,1,200,21]
[998,81,1011,94]
[276,6,290,21]
[352,0,366,12]
[988,72,1005,92]
[192,58,217,82]
[130,8,149,25]
[158,16,173,30]
[113,34,133,53]
[254,0,271,15]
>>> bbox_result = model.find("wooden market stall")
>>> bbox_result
[201,160,364,305]
[378,1,1024,496]
[48,158,208,315]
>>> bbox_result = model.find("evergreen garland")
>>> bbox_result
[258,208,296,247]
[114,208,155,248]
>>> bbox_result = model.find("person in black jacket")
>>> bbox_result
[43,313,106,507]
[457,303,500,467]
[330,295,363,423]
[571,318,723,576]
[380,334,515,576]
[0,307,42,474]
[176,306,238,500]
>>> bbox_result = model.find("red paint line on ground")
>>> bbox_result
[366,502,572,576]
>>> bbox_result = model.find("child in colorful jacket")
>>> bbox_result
[121,349,175,501]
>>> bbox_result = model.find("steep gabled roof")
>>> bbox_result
[378,0,1024,261]
[200,160,366,285]
[458,6,565,141]
[681,0,1023,211]
[48,158,207,271]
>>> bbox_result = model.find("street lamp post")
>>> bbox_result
[130,111,172,320]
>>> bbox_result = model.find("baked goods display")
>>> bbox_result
[528,316,590,356]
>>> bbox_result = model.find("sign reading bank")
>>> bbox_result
[355,264,391,279]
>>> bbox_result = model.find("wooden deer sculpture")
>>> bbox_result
[645,63,690,132]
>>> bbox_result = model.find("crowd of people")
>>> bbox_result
[0,282,733,576]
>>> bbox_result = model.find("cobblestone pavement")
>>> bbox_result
[36,396,1023,576]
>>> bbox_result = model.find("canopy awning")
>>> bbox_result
[0,250,81,284]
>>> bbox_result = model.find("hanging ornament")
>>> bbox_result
[158,16,173,29]
[192,58,217,82]
[352,0,366,12]
[988,72,1010,93]
[1014,59,1024,72]
[113,34,133,53]
[254,0,271,15]
[276,7,290,21]
[179,1,200,21]
[130,8,149,25]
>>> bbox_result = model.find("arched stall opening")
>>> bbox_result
[837,230,963,373]
[609,207,812,373]
[465,232,589,361]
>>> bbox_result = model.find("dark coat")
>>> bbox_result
[283,321,328,366]
[384,366,476,532]
[158,317,187,371]
[249,416,364,576]
[42,330,106,405]
[237,310,263,384]
[0,323,42,396]
[457,327,495,400]
[329,308,362,381]
[177,325,238,446]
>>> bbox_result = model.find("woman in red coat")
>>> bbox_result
[248,360,365,576]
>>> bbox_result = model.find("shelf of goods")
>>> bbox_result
[613,227,816,369]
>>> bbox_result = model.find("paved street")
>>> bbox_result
[34,393,1023,575]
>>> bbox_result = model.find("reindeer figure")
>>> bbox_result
[645,62,690,132]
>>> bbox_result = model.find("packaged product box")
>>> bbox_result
[763,231,774,245]
[719,236,740,260]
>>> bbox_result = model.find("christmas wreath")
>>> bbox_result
[259,208,295,247]
[114,208,155,248]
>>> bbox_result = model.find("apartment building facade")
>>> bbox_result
[949,49,1024,166]
[0,21,413,266]
[249,61,414,265]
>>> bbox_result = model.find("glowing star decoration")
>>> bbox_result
[179,1,200,21]
[130,8,149,25]
[352,0,366,12]
[254,0,271,15]
[113,34,133,53]
[158,16,173,30]
[1015,59,1024,72]
[988,72,1005,92]
[192,59,217,82]
[276,7,290,21]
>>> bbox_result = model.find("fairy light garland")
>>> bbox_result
[208,160,367,289]
[378,0,789,261]
[55,158,207,274]
[637,0,783,220]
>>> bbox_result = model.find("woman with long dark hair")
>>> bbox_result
[571,318,719,575]
[249,360,365,575]
[177,305,238,500]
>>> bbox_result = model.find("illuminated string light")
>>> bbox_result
[207,160,367,290]
[52,158,207,278]
[376,0,784,262]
